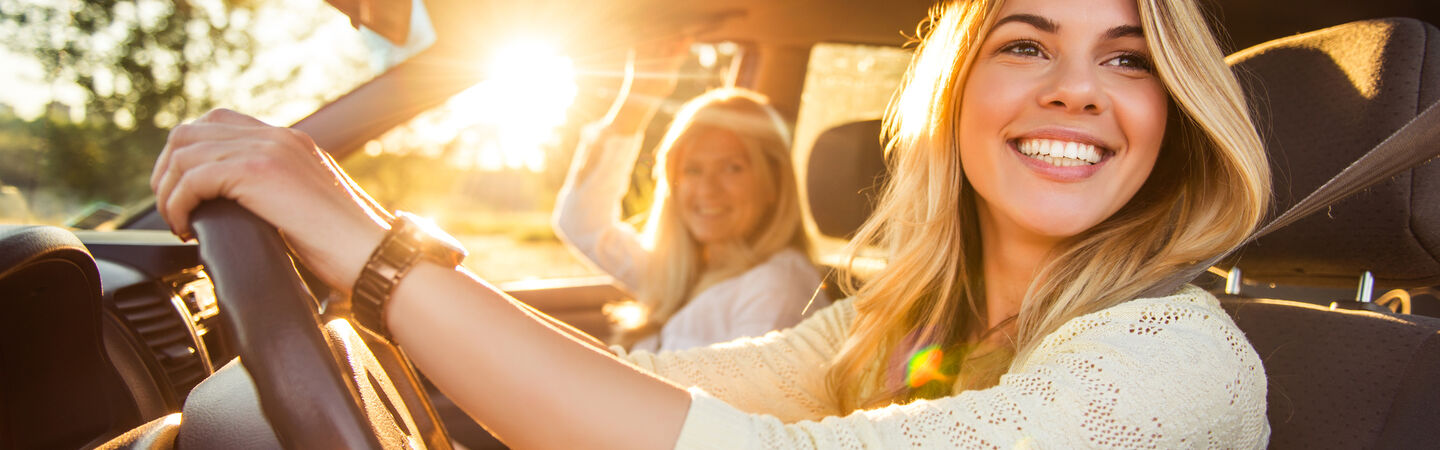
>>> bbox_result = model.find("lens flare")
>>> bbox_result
[905,344,949,388]
[603,300,649,330]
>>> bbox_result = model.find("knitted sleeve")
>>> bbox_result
[551,123,650,291]
[669,286,1270,449]
[618,298,858,422]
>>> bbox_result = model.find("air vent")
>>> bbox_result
[112,280,213,402]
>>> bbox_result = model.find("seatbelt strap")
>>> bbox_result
[1140,98,1440,298]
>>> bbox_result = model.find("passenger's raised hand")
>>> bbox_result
[150,108,389,293]
[604,38,692,134]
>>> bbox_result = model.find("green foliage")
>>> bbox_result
[0,0,265,214]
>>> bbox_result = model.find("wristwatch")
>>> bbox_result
[351,211,467,341]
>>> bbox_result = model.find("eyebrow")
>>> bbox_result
[992,13,1146,41]
[994,14,1057,33]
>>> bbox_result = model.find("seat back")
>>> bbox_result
[1228,18,1440,289]
[1220,297,1440,447]
[1222,18,1440,448]
[0,226,141,448]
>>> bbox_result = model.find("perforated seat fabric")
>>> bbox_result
[1220,297,1440,448]
[1216,18,1440,450]
[1227,18,1440,288]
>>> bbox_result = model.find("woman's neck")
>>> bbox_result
[693,242,745,293]
[699,241,746,269]
[975,206,1061,331]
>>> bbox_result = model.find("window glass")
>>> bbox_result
[342,42,743,283]
[0,0,397,227]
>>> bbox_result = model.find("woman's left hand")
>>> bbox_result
[150,108,389,292]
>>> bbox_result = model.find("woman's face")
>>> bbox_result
[674,128,772,246]
[958,0,1168,242]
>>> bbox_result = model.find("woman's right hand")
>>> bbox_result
[150,108,391,294]
[605,38,692,134]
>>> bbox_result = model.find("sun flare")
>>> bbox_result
[430,39,578,172]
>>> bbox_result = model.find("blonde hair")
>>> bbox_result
[617,88,811,345]
[827,0,1270,411]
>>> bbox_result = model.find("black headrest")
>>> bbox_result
[805,119,886,239]
[1228,18,1440,289]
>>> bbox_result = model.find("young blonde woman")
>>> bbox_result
[151,0,1272,446]
[554,45,828,351]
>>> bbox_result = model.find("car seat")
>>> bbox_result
[0,226,147,448]
[1220,18,1440,448]
[799,17,1440,450]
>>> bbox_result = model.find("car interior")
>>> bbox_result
[1,0,1438,449]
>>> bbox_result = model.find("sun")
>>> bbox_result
[441,39,578,172]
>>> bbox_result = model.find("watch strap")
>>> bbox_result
[351,212,466,341]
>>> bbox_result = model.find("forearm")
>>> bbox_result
[385,263,689,450]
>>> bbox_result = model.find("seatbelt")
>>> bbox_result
[1140,98,1440,298]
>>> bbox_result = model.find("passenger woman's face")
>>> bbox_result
[958,0,1167,242]
[674,129,771,246]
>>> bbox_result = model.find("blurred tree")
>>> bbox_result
[0,0,282,210]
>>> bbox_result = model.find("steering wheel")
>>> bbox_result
[191,199,451,449]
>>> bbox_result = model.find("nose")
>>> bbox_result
[689,169,725,198]
[1038,59,1107,115]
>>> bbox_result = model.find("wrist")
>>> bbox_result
[350,211,467,341]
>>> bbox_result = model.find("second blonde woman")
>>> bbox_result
[553,44,830,351]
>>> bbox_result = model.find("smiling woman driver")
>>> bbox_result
[151,0,1271,446]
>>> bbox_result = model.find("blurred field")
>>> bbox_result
[441,210,602,282]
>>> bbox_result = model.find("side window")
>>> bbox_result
[341,42,743,283]
[792,42,912,261]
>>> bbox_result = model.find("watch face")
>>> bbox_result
[395,211,468,266]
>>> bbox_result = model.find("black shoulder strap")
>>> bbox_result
[1140,99,1440,298]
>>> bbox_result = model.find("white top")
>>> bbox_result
[618,285,1270,448]
[554,123,831,352]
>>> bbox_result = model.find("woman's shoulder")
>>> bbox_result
[1072,284,1227,328]
[1027,285,1252,362]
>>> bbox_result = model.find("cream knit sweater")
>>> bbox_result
[618,285,1269,448]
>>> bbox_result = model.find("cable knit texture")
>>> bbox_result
[618,284,1269,448]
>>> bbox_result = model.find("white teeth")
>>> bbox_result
[1016,138,1102,165]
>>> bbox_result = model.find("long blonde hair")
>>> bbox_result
[827,0,1270,411]
[619,88,810,345]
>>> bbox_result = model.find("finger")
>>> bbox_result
[162,156,257,239]
[155,122,305,192]
[155,123,251,192]
[195,108,270,127]
[155,140,270,235]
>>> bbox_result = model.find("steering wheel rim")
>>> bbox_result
[192,199,449,449]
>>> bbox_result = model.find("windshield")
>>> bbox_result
[0,0,411,228]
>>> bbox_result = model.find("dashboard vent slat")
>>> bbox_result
[111,282,213,402]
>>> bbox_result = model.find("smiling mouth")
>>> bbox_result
[695,207,728,217]
[1014,138,1107,167]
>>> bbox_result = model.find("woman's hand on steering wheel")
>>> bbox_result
[150,108,387,294]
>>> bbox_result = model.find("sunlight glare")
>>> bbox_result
[442,40,578,172]
[603,300,649,331]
